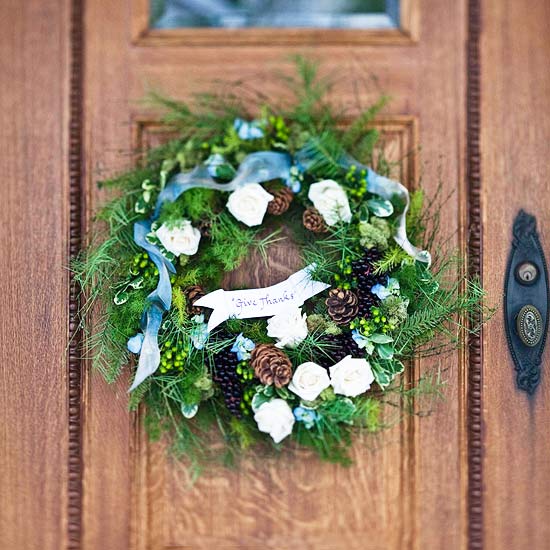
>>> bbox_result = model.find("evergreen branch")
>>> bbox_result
[298,131,347,179]
[342,95,389,149]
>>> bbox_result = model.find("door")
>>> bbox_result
[2,1,550,549]
[82,2,467,549]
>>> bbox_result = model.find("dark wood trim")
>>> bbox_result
[68,0,85,548]
[130,0,419,46]
[466,0,483,548]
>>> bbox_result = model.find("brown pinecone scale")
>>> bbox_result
[197,218,212,237]
[303,207,328,233]
[267,187,294,215]
[183,285,205,316]
[326,288,360,325]
[250,344,292,388]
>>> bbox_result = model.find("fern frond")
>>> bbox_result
[374,245,412,274]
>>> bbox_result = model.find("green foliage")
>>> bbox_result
[303,224,362,285]
[358,217,392,250]
[394,260,488,358]
[281,55,339,133]
[374,245,413,274]
[158,189,219,223]
[342,95,388,150]
[298,131,346,179]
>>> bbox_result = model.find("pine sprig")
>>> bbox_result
[342,95,389,149]
[298,131,347,179]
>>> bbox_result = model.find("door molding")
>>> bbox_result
[67,1,484,548]
[68,0,85,549]
[466,0,483,549]
[130,0,420,46]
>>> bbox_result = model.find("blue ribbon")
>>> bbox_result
[153,151,292,218]
[128,221,175,391]
[128,122,429,391]
[295,147,431,265]
[129,151,291,390]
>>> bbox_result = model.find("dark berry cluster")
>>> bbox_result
[351,248,386,319]
[316,332,362,369]
[212,345,243,418]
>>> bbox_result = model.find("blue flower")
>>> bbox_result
[190,314,209,350]
[293,406,319,429]
[371,283,391,300]
[233,118,264,140]
[371,277,400,300]
[285,164,303,193]
[231,333,256,361]
[352,329,375,355]
[127,332,144,354]
[351,329,369,349]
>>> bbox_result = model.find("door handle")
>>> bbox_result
[504,210,549,395]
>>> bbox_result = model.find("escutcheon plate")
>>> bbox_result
[504,210,549,395]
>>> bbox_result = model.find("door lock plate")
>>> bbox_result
[504,210,549,394]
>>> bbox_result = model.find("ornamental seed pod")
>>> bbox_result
[250,344,293,388]
[326,288,360,325]
[267,187,294,216]
[303,207,329,233]
[183,285,206,316]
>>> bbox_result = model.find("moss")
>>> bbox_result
[358,217,391,250]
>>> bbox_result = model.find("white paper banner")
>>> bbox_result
[195,264,330,331]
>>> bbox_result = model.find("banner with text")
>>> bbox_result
[195,264,330,331]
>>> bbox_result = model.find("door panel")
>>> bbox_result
[82,1,467,549]
[9,1,550,549]
[131,118,418,550]
[482,1,550,548]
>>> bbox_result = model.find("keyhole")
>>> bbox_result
[516,262,539,285]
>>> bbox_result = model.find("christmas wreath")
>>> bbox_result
[75,59,485,469]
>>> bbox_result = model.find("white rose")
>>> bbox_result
[329,355,375,397]
[308,180,352,226]
[226,183,274,227]
[156,220,201,256]
[289,362,331,402]
[254,399,295,444]
[267,307,308,349]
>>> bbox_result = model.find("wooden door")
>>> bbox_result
[3,1,550,549]
[82,2,467,550]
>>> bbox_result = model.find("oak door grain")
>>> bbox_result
[0,1,71,549]
[482,1,550,548]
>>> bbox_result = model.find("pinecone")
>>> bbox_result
[183,285,205,316]
[250,344,292,388]
[316,332,362,369]
[197,218,212,237]
[212,342,243,417]
[351,249,386,319]
[267,187,293,215]
[303,207,328,233]
[326,288,359,325]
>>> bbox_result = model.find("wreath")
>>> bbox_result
[76,59,484,468]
